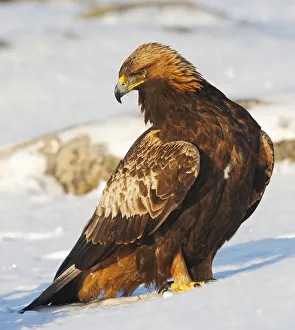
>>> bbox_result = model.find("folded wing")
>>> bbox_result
[55,129,200,277]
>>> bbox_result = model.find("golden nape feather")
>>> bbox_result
[20,43,274,313]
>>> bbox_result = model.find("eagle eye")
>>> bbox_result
[134,69,146,79]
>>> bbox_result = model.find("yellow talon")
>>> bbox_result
[171,281,205,292]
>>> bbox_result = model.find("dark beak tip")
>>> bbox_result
[115,94,122,104]
[114,86,123,104]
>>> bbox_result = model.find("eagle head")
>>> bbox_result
[114,43,202,103]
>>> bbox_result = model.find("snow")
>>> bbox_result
[1,0,295,147]
[1,174,295,329]
[0,0,295,329]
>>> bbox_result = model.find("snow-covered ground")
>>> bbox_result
[1,172,295,330]
[0,0,295,329]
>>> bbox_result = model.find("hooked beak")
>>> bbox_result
[114,81,128,104]
[114,74,144,104]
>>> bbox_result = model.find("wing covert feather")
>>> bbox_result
[86,129,200,245]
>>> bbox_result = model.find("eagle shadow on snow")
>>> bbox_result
[1,237,295,330]
[214,237,295,278]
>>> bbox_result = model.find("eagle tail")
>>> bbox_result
[19,266,81,313]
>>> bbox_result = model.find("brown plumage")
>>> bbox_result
[20,43,274,313]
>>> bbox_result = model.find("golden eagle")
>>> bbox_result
[20,43,274,312]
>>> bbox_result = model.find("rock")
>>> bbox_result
[0,130,120,196]
[46,136,119,195]
[274,139,295,162]
[0,39,10,50]
[234,99,270,109]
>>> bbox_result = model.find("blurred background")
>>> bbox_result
[0,0,295,196]
[0,1,295,329]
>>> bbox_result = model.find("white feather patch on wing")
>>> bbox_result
[224,163,232,180]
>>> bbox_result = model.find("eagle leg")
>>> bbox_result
[159,248,205,293]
